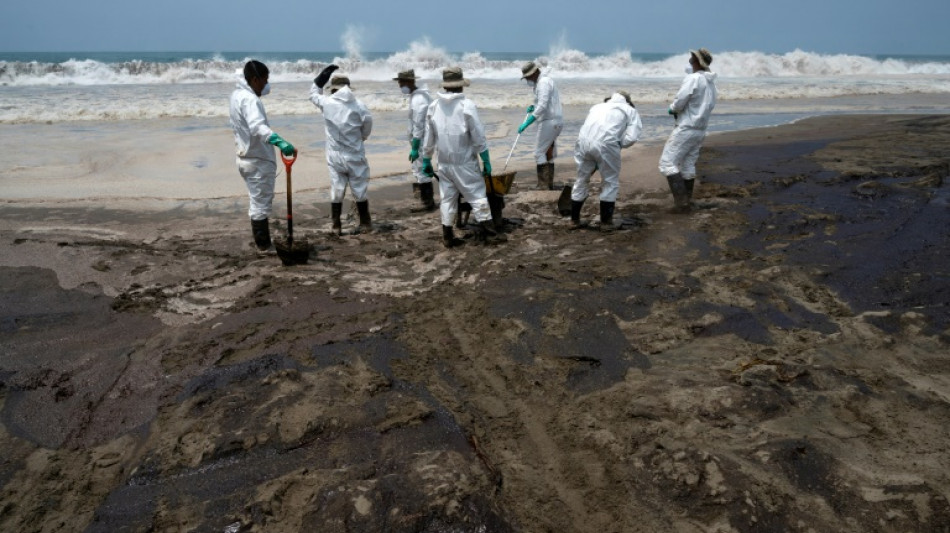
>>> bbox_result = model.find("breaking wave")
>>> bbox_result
[2,46,949,86]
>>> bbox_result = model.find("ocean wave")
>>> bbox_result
[2,46,949,87]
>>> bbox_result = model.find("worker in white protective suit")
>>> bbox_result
[393,69,436,212]
[421,67,504,248]
[229,60,297,254]
[659,48,717,213]
[570,91,642,231]
[309,67,374,234]
[518,61,564,190]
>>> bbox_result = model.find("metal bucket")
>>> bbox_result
[485,171,516,195]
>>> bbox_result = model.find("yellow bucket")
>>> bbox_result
[485,171,516,195]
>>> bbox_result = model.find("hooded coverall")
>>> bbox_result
[422,91,492,227]
[309,84,374,202]
[659,70,718,180]
[530,75,564,163]
[408,85,433,184]
[229,77,277,221]
[572,93,642,203]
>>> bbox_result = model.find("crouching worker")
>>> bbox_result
[309,66,374,235]
[571,91,642,231]
[422,67,505,248]
[229,60,296,254]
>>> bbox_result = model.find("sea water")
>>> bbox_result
[1,44,948,205]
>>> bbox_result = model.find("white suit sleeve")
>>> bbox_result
[309,82,326,111]
[361,105,373,141]
[621,109,642,148]
[466,102,488,155]
[532,77,552,119]
[422,106,437,158]
[670,75,698,114]
[245,98,273,140]
[410,95,427,140]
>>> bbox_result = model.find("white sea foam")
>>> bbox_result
[1,45,948,123]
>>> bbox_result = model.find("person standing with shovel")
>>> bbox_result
[229,60,297,254]
[309,67,374,235]
[518,61,563,190]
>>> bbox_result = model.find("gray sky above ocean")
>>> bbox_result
[1,0,947,55]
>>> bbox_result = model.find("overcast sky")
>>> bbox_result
[1,0,947,56]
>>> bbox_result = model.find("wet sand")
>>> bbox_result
[1,114,949,532]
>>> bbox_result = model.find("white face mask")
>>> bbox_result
[685,66,694,75]
[260,82,271,96]
[400,86,412,95]
[526,80,536,88]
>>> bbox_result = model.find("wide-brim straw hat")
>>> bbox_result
[393,69,419,82]
[521,61,540,79]
[690,48,713,69]
[441,66,471,88]
[329,75,351,90]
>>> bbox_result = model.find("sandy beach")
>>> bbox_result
[1,113,949,532]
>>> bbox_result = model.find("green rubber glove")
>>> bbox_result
[409,138,421,162]
[268,132,295,156]
[518,114,537,134]
[668,108,678,119]
[422,157,434,177]
[479,150,491,178]
[526,105,535,114]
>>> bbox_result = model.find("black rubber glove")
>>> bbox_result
[314,64,340,89]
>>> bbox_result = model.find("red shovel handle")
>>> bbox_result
[281,149,298,171]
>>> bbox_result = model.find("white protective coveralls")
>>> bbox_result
[407,85,433,183]
[229,77,276,221]
[309,84,374,202]
[530,75,564,163]
[422,91,492,227]
[572,93,642,203]
[658,70,718,180]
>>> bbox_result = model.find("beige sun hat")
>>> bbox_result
[441,66,471,88]
[329,75,351,90]
[392,69,419,82]
[521,61,540,79]
[690,48,713,69]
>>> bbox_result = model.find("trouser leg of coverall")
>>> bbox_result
[437,164,491,228]
[659,127,706,178]
[237,157,276,221]
[571,148,598,203]
[328,156,371,204]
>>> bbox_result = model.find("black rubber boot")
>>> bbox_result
[666,173,690,213]
[442,225,465,248]
[599,201,616,232]
[536,164,546,190]
[331,202,342,235]
[569,199,586,229]
[455,199,471,229]
[412,182,437,213]
[684,178,695,203]
[251,218,272,250]
[542,162,555,190]
[487,193,506,231]
[356,200,372,234]
[477,219,507,244]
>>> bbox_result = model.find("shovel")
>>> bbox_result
[274,150,310,266]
